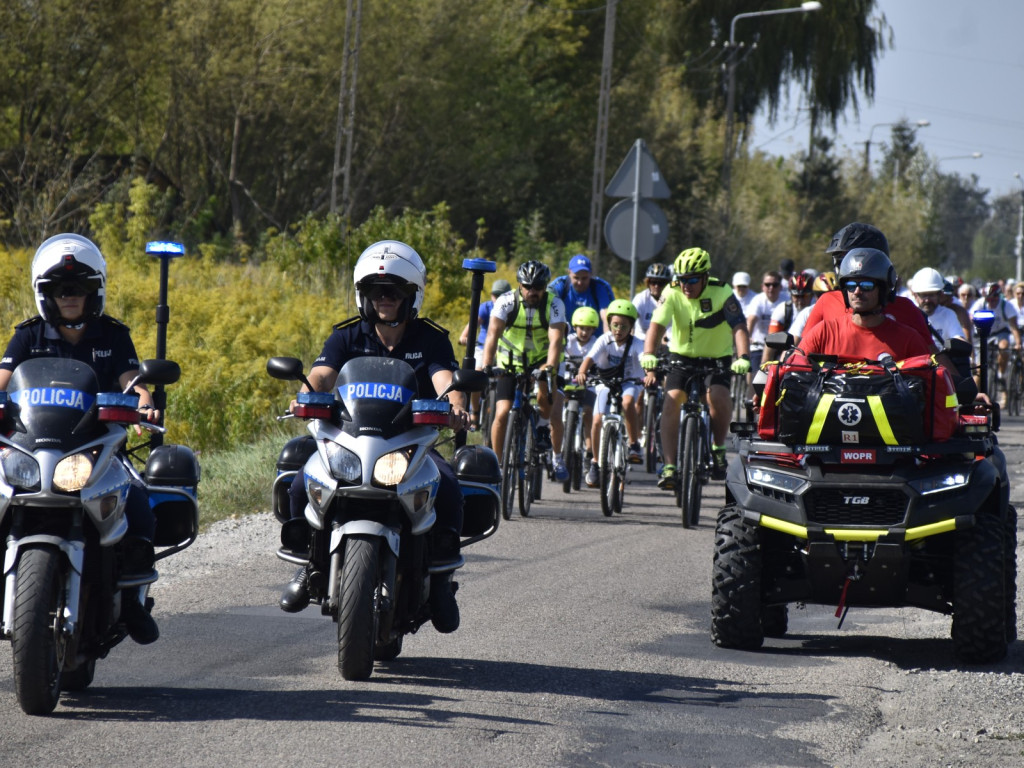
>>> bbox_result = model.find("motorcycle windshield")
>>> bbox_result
[7,358,99,452]
[335,357,418,439]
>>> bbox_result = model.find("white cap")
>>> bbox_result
[732,271,751,287]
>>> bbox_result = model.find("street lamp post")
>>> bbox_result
[1014,173,1024,283]
[862,119,930,174]
[938,152,983,164]
[722,1,821,212]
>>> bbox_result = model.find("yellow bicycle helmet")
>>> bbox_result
[571,306,600,327]
[673,247,711,277]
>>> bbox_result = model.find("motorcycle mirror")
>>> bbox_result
[451,368,488,394]
[138,359,181,386]
[765,331,794,352]
[267,356,306,382]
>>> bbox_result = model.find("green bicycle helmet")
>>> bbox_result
[673,247,711,277]
[606,298,639,322]
[571,306,600,327]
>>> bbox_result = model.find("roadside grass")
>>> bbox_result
[196,427,302,529]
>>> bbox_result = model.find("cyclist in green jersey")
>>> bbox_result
[481,260,569,480]
[641,248,750,489]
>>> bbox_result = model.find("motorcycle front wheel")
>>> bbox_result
[337,535,380,681]
[12,545,67,715]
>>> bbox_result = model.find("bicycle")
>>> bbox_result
[669,358,728,528]
[560,361,588,493]
[640,350,668,474]
[1006,348,1024,416]
[730,367,749,423]
[478,374,498,448]
[591,375,640,517]
[498,368,552,520]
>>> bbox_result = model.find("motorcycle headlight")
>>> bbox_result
[324,441,361,484]
[373,449,411,487]
[0,447,40,491]
[54,452,96,492]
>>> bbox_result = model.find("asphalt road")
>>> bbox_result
[2,419,1023,767]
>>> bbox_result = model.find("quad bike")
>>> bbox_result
[712,328,1017,664]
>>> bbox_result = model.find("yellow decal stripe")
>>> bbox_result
[806,393,835,443]
[866,395,897,445]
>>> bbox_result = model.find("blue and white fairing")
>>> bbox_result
[302,357,442,541]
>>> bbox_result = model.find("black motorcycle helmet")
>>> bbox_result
[838,248,897,311]
[825,223,890,271]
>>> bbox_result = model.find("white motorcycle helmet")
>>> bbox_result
[353,240,426,325]
[31,233,107,327]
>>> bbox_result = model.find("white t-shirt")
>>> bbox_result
[969,297,1018,335]
[585,333,643,381]
[632,289,660,336]
[745,292,786,349]
[924,304,967,343]
[560,333,597,378]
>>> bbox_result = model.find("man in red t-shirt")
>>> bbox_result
[800,248,931,361]
[803,222,934,350]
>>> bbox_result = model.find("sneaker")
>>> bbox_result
[535,425,552,452]
[658,464,677,491]
[552,454,569,482]
[429,574,460,633]
[121,597,159,645]
[585,461,600,488]
[280,567,311,613]
[628,442,643,464]
[712,448,728,480]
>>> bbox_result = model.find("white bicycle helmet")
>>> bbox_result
[908,267,945,294]
[31,233,107,326]
[353,240,426,325]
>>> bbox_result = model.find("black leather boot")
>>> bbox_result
[280,567,310,613]
[122,592,159,645]
[429,573,460,633]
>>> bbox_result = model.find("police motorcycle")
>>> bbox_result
[268,258,501,681]
[0,357,199,715]
[713,321,1016,664]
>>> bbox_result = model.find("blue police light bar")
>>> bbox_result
[972,309,996,333]
[462,258,497,273]
[145,241,186,257]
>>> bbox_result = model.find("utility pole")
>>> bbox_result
[330,0,363,219]
[586,0,617,271]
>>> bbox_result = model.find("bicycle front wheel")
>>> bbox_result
[519,414,536,517]
[1009,360,1024,416]
[681,414,702,528]
[644,393,660,474]
[500,411,520,521]
[612,429,626,514]
[599,422,616,517]
[562,405,579,493]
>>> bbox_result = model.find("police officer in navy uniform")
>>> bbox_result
[281,240,467,633]
[0,233,161,645]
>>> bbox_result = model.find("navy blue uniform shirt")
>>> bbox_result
[1,316,140,390]
[315,316,458,397]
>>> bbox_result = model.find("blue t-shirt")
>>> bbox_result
[315,317,458,398]
[548,275,615,331]
[475,299,495,346]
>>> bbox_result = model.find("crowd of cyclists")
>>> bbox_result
[460,220,1022,510]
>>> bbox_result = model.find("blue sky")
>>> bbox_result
[751,0,1024,199]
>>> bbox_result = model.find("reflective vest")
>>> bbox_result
[497,293,558,371]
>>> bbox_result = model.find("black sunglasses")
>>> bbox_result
[842,280,879,293]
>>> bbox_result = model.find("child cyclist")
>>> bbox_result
[560,306,601,480]
[576,299,644,488]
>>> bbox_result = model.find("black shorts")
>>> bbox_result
[664,354,732,392]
